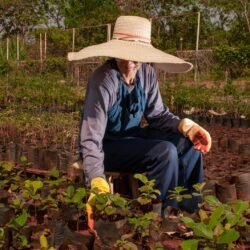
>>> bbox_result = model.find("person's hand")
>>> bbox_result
[86,177,110,229]
[178,118,212,153]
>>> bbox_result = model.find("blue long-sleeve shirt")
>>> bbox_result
[80,60,180,181]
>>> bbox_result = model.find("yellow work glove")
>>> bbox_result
[178,118,212,153]
[86,177,110,230]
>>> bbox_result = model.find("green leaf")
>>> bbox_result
[40,234,48,248]
[181,217,195,227]
[72,188,86,203]
[137,197,151,205]
[95,193,108,204]
[96,204,106,211]
[208,207,224,230]
[181,239,198,250]
[66,185,75,198]
[104,206,116,215]
[205,195,221,207]
[1,161,13,171]
[0,228,4,239]
[193,223,213,239]
[192,192,201,197]
[234,200,249,215]
[199,209,208,221]
[32,180,43,194]
[19,234,28,246]
[134,173,148,184]
[225,213,240,227]
[17,212,28,226]
[112,194,127,208]
[14,211,28,228]
[217,229,240,244]
[49,167,60,178]
[193,182,206,192]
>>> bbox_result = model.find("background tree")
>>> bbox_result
[0,0,43,37]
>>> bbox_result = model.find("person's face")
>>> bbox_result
[116,59,141,75]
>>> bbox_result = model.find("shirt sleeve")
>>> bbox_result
[80,70,111,181]
[144,66,180,132]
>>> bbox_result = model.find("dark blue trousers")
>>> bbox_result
[103,127,203,213]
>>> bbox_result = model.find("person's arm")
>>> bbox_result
[143,66,180,132]
[80,70,111,181]
[143,65,211,153]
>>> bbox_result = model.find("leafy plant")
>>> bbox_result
[168,186,192,203]
[89,191,129,220]
[8,210,30,249]
[0,161,23,192]
[128,212,160,241]
[0,228,4,248]
[134,173,161,205]
[181,195,250,250]
[41,168,67,214]
[40,231,56,250]
[60,185,88,230]
[21,179,44,225]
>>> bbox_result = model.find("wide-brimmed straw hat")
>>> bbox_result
[67,16,193,73]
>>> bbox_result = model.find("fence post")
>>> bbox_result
[72,28,75,52]
[44,32,47,60]
[107,24,111,41]
[17,35,20,61]
[40,33,43,62]
[194,11,201,85]
[6,37,9,61]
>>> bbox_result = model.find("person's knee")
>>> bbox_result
[154,141,178,163]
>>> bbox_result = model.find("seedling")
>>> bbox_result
[60,185,88,230]
[89,191,129,220]
[21,179,44,225]
[40,231,56,250]
[0,161,23,192]
[128,212,160,241]
[134,174,161,205]
[8,210,30,249]
[181,195,250,250]
[168,186,192,202]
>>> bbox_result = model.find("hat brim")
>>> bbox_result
[68,40,193,73]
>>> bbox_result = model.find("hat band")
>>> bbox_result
[112,32,151,44]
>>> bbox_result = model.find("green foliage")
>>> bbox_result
[181,195,250,249]
[89,192,129,220]
[134,173,161,205]
[0,59,10,76]
[128,212,159,239]
[115,237,138,250]
[168,186,192,202]
[214,45,250,79]
[0,161,23,192]
[8,210,30,249]
[40,232,56,250]
[43,57,67,76]
[0,228,4,248]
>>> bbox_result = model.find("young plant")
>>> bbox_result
[168,186,192,203]
[41,168,67,214]
[192,182,211,207]
[115,235,138,250]
[0,228,4,249]
[60,185,88,230]
[21,179,44,225]
[40,231,56,250]
[0,161,23,192]
[181,195,250,250]
[128,212,161,243]
[89,191,129,221]
[8,210,30,249]
[134,174,161,205]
